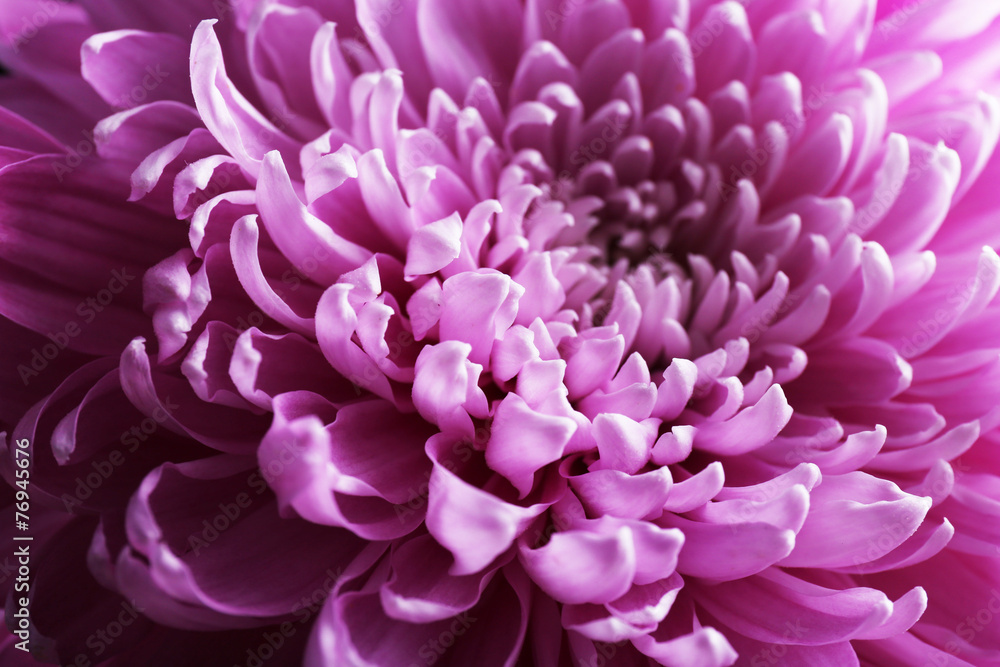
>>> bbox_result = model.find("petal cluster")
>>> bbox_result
[1,0,1000,666]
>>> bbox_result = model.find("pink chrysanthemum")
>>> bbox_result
[3,0,1000,665]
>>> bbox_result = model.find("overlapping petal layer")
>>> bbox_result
[1,0,1000,665]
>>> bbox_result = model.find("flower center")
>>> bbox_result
[536,131,730,282]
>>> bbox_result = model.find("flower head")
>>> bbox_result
[3,0,1000,665]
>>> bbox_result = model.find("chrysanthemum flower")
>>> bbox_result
[3,0,1000,664]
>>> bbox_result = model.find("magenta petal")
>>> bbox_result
[308,565,529,667]
[866,138,961,253]
[315,284,398,404]
[693,2,755,95]
[662,460,724,513]
[246,3,326,139]
[661,515,795,581]
[510,41,577,106]
[259,394,433,540]
[412,341,488,435]
[75,0,231,37]
[405,212,464,278]
[438,269,524,366]
[228,327,356,410]
[181,321,257,410]
[120,337,271,453]
[5,0,1000,662]
[696,569,923,646]
[653,358,699,421]
[417,0,523,103]
[257,151,372,283]
[82,30,192,108]
[519,520,636,605]
[569,464,672,520]
[355,0,434,108]
[487,393,576,497]
[309,22,353,131]
[380,534,499,623]
[125,455,376,619]
[724,635,860,667]
[787,337,912,406]
[781,472,931,568]
[694,384,792,456]
[564,331,626,400]
[325,400,437,504]
[633,626,738,667]
[229,214,318,337]
[425,434,552,576]
[591,413,657,474]
[190,20,301,179]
